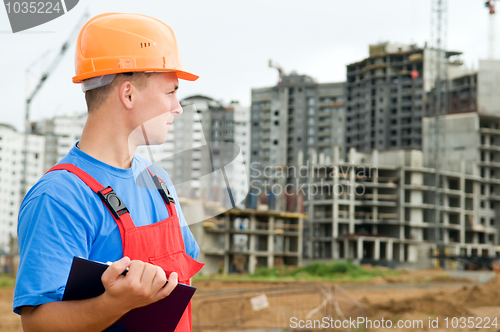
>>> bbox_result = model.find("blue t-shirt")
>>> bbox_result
[13,143,200,314]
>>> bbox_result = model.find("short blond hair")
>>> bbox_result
[84,72,156,112]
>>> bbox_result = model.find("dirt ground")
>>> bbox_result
[1,270,499,332]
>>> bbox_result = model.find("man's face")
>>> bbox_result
[130,72,182,146]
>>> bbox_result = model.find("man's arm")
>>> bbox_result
[20,257,178,332]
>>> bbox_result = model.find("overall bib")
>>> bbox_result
[47,163,204,332]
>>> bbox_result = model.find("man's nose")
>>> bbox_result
[171,97,183,115]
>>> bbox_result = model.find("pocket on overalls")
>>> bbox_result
[149,251,204,282]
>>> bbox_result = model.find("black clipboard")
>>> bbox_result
[63,257,196,332]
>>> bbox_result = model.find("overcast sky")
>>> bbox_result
[0,0,496,130]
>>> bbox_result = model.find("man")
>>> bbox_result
[13,13,203,331]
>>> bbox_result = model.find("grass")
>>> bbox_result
[194,261,399,282]
[0,274,16,288]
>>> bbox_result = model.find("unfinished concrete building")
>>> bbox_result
[186,200,305,274]
[345,42,468,153]
[437,59,500,116]
[250,73,345,211]
[304,146,500,266]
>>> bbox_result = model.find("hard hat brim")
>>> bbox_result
[73,68,199,84]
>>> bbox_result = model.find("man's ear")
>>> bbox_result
[118,81,134,110]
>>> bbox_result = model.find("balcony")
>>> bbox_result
[317,130,331,137]
[480,127,500,135]
[260,112,271,120]
[313,211,333,220]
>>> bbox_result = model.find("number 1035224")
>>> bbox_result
[444,317,498,329]
[5,2,62,14]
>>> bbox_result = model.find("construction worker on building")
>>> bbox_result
[13,13,203,331]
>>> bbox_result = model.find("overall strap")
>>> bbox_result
[142,164,177,217]
[46,164,136,233]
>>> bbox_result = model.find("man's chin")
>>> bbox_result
[139,134,169,146]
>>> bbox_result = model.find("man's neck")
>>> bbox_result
[78,113,137,169]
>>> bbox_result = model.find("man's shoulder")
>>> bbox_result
[22,168,96,208]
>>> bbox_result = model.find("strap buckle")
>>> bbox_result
[152,176,175,204]
[97,187,129,219]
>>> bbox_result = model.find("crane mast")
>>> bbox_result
[20,12,89,199]
[486,0,496,59]
[430,0,448,267]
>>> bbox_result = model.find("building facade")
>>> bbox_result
[345,42,429,153]
[185,199,305,275]
[305,147,500,265]
[167,96,250,210]
[250,73,345,211]
[32,113,87,171]
[0,124,45,248]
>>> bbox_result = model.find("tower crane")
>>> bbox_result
[485,0,496,59]
[20,11,89,199]
[269,59,285,85]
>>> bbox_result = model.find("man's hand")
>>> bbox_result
[101,257,178,312]
[20,257,178,332]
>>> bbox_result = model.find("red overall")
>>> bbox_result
[47,163,204,332]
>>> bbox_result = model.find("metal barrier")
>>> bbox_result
[192,283,366,331]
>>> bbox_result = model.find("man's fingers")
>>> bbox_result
[151,266,167,294]
[102,256,130,286]
[126,260,146,282]
[140,263,158,286]
[156,272,178,301]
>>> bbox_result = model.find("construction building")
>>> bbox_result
[0,124,45,248]
[250,73,345,211]
[31,113,86,172]
[345,42,464,153]
[305,111,500,265]
[184,199,305,274]
[172,95,250,209]
[423,111,500,209]
[346,42,500,154]
[304,148,500,265]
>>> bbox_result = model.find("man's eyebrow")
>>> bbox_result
[172,85,179,91]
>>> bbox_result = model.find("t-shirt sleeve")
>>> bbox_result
[13,193,93,315]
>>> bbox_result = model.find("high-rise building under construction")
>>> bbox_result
[345,42,465,153]
[250,73,345,211]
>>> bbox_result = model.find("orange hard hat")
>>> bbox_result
[73,13,198,84]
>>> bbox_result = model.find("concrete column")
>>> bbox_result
[407,244,417,262]
[343,239,348,259]
[473,232,478,244]
[333,241,339,259]
[349,166,355,233]
[459,163,466,245]
[373,167,378,221]
[332,199,339,238]
[248,254,256,274]
[249,231,256,274]
[224,255,230,274]
[298,217,303,266]
[249,214,256,230]
[357,238,363,259]
[224,213,230,273]
[387,240,393,260]
[374,239,380,260]
[267,216,275,268]
[442,228,450,244]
